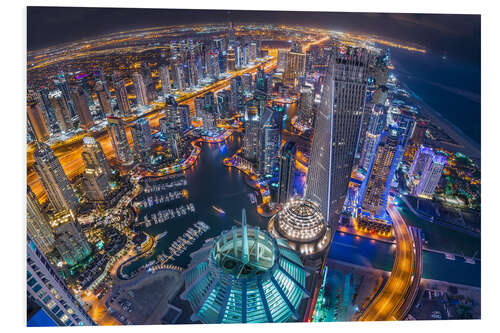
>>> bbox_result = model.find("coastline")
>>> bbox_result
[397,78,481,163]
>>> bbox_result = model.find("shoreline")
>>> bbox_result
[396,77,481,163]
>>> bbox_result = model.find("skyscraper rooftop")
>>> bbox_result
[181,209,309,324]
[269,199,332,259]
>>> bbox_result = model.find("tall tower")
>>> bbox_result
[359,128,402,218]
[132,72,149,107]
[159,64,171,96]
[95,81,112,117]
[27,92,50,142]
[81,136,110,201]
[284,51,306,86]
[140,62,156,102]
[226,47,236,72]
[278,141,297,204]
[305,47,372,225]
[27,185,55,254]
[71,87,94,130]
[410,145,435,179]
[359,104,386,171]
[277,49,288,72]
[112,71,131,116]
[107,116,133,165]
[258,107,281,176]
[297,85,315,130]
[82,136,112,177]
[33,142,79,213]
[27,234,95,326]
[49,90,73,133]
[228,20,235,47]
[242,106,260,162]
[130,118,153,164]
[413,151,446,198]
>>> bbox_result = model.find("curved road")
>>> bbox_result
[358,198,421,321]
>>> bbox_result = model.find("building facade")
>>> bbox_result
[107,116,134,165]
[33,142,79,213]
[27,234,95,326]
[27,185,55,254]
[305,47,373,225]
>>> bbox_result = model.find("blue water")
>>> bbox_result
[329,232,480,287]
[389,47,481,145]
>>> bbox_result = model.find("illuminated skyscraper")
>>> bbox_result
[173,63,185,92]
[227,47,236,71]
[81,136,110,201]
[51,210,91,267]
[228,21,235,47]
[297,85,315,130]
[107,116,133,165]
[284,51,306,86]
[249,42,257,61]
[159,64,171,96]
[414,153,446,198]
[181,210,308,323]
[359,128,402,218]
[27,185,55,254]
[258,107,281,176]
[306,47,373,225]
[359,104,387,171]
[140,62,156,102]
[53,76,77,119]
[410,145,435,179]
[130,118,153,164]
[112,71,131,116]
[133,72,148,107]
[33,142,79,213]
[242,73,252,94]
[27,234,95,326]
[93,81,111,118]
[178,104,192,132]
[277,141,297,204]
[49,90,73,132]
[27,93,50,142]
[71,87,94,130]
[277,49,288,72]
[242,106,260,162]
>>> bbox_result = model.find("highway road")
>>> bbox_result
[358,198,421,321]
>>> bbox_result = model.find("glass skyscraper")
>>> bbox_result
[107,116,134,165]
[305,47,373,225]
[33,142,79,213]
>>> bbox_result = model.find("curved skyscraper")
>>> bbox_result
[181,209,308,324]
[305,47,373,226]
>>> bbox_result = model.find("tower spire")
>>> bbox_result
[242,208,249,264]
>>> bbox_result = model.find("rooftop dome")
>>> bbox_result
[269,199,332,258]
[181,209,309,324]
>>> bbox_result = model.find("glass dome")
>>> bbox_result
[181,210,309,324]
[269,199,332,258]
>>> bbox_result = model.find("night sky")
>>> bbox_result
[27,7,480,64]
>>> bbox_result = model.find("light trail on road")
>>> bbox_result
[358,198,417,321]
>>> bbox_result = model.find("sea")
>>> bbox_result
[389,47,481,145]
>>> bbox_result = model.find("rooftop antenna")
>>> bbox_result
[241,208,249,264]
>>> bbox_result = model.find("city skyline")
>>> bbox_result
[25,7,481,327]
